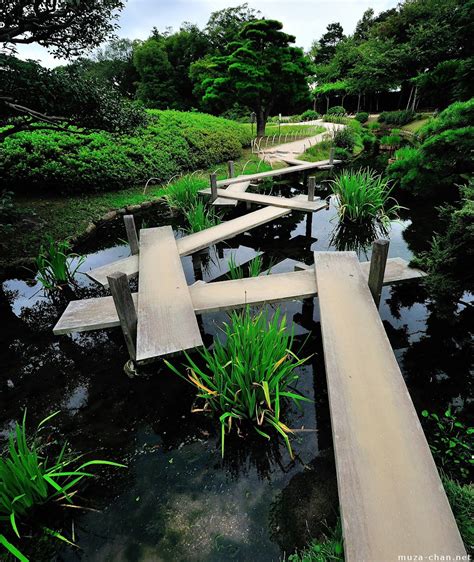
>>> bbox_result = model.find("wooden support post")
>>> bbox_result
[308,176,316,201]
[227,160,235,178]
[210,173,218,203]
[368,239,390,307]
[107,272,137,360]
[124,215,139,256]
[329,146,335,165]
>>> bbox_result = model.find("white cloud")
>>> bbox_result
[14,0,398,67]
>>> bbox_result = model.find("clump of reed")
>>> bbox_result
[164,176,207,211]
[183,200,220,233]
[165,306,311,458]
[0,411,125,559]
[227,253,270,279]
[36,237,84,290]
[330,168,402,226]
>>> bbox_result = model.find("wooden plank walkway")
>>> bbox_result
[200,188,328,212]
[54,258,424,335]
[135,227,202,361]
[216,162,330,187]
[86,205,291,287]
[212,179,251,206]
[281,157,340,167]
[314,252,465,562]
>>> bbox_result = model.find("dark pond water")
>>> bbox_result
[1,176,472,561]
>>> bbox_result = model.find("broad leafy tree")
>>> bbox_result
[0,0,124,57]
[205,3,261,53]
[196,19,311,136]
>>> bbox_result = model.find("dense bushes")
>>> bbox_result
[355,112,369,123]
[0,110,253,192]
[386,99,474,197]
[418,99,474,140]
[379,109,418,126]
[327,106,346,116]
[334,127,356,151]
[300,109,320,121]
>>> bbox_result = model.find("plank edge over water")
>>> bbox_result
[136,226,202,361]
[313,252,464,562]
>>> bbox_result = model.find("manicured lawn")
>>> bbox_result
[402,116,432,132]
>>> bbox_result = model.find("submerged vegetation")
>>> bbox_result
[330,168,401,226]
[0,412,125,559]
[35,237,84,290]
[165,307,311,458]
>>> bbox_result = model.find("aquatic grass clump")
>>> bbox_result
[0,411,125,559]
[183,200,220,233]
[227,253,270,279]
[165,307,311,458]
[330,168,402,226]
[35,237,84,290]
[164,176,208,211]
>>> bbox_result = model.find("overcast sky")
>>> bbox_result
[15,0,398,67]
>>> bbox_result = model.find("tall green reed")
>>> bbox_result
[165,307,311,458]
[35,237,84,290]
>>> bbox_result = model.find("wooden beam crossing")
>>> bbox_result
[200,188,328,212]
[314,252,465,561]
[86,205,291,287]
[53,258,424,336]
[135,227,202,361]
[212,179,251,206]
[216,162,335,187]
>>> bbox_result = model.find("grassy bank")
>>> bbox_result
[1,152,277,269]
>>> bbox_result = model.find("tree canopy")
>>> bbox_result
[195,19,311,135]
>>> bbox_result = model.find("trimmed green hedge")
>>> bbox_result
[0,110,252,193]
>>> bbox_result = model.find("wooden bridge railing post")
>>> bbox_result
[308,176,316,202]
[124,215,139,255]
[227,160,235,178]
[368,239,390,308]
[107,272,137,360]
[210,173,218,203]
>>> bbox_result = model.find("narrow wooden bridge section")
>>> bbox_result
[315,252,465,561]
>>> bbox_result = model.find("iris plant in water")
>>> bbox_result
[35,237,84,290]
[0,411,125,560]
[330,168,403,227]
[165,306,311,458]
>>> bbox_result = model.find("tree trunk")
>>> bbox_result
[342,94,347,108]
[256,109,267,137]
[357,93,361,113]
[326,96,329,113]
[411,86,418,111]
[406,85,414,110]
[313,96,317,112]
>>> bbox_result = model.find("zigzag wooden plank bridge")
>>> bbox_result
[212,178,251,206]
[135,226,203,361]
[314,252,465,561]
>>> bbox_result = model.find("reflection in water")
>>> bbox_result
[0,175,472,561]
[328,220,390,256]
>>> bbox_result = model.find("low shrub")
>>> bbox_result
[300,110,320,121]
[380,134,402,147]
[334,128,356,151]
[323,114,347,124]
[327,106,346,116]
[378,109,417,126]
[418,98,474,140]
[355,112,369,123]
[165,307,311,458]
[421,409,473,481]
[361,131,378,152]
[0,110,253,193]
[387,127,474,196]
[334,147,351,161]
[330,168,402,226]
[367,122,381,130]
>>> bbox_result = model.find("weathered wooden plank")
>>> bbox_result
[200,188,328,212]
[314,252,465,562]
[86,205,291,287]
[53,258,425,335]
[281,158,341,167]
[216,162,332,187]
[212,179,251,207]
[135,226,202,361]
